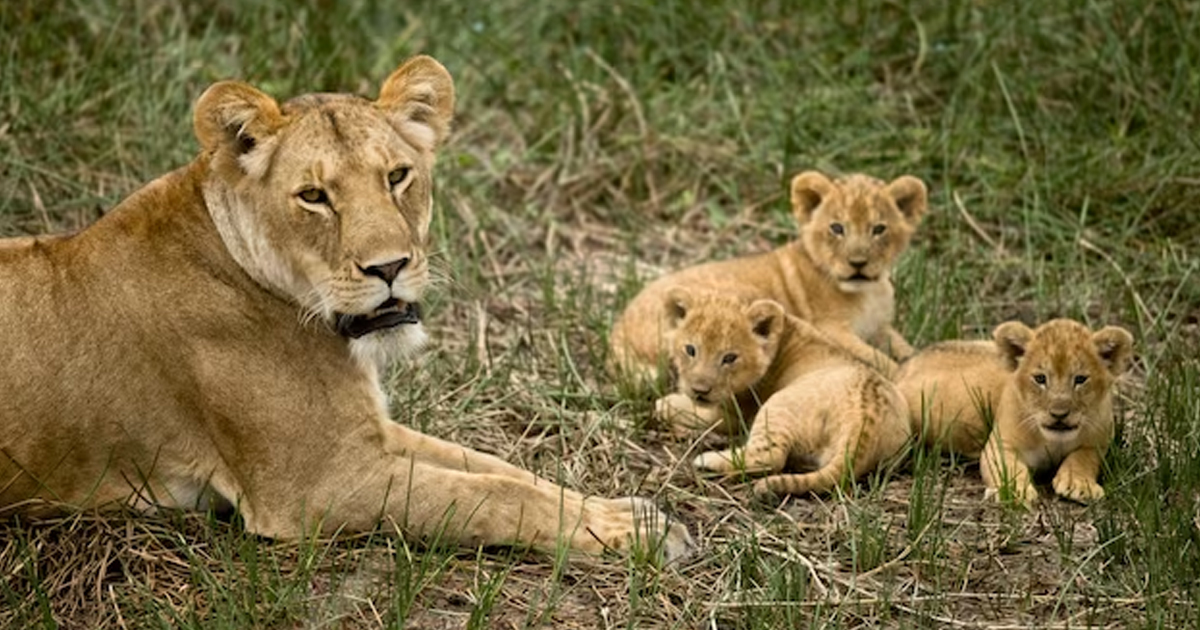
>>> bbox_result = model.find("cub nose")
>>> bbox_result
[360,257,410,285]
[1049,409,1070,422]
[849,258,868,270]
[691,383,712,397]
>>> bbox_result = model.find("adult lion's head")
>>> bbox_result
[193,56,454,363]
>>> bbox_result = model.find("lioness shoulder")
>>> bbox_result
[653,288,911,495]
[609,171,927,385]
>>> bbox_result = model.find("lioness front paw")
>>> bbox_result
[1052,472,1104,504]
[588,497,695,563]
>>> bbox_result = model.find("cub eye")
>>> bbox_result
[685,344,696,357]
[871,224,887,236]
[830,223,845,236]
[297,188,328,205]
[721,353,738,365]
[1074,375,1089,386]
[1033,374,1047,386]
[387,167,411,188]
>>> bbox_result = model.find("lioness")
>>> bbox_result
[0,57,691,560]
[653,288,911,495]
[609,171,927,384]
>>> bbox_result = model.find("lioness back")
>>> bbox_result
[895,338,1011,456]
[609,171,928,385]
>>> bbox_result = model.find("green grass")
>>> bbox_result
[3,0,1199,627]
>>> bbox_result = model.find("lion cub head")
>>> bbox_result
[663,288,784,405]
[791,171,927,292]
[994,319,1134,441]
[193,56,454,363]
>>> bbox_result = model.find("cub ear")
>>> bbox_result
[745,299,785,349]
[789,171,834,224]
[884,175,928,224]
[663,287,693,329]
[377,55,455,152]
[193,81,284,158]
[993,321,1034,370]
[1092,326,1134,376]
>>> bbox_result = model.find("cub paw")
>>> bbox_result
[692,449,735,473]
[653,393,720,437]
[1052,473,1105,504]
[984,481,1038,508]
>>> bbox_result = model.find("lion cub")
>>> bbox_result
[656,288,911,495]
[982,319,1134,506]
[898,319,1134,506]
[610,171,927,383]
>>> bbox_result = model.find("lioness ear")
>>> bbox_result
[745,299,785,349]
[1092,326,1134,376]
[884,175,928,224]
[377,55,455,152]
[663,287,693,329]
[993,321,1034,370]
[193,81,284,158]
[790,171,834,224]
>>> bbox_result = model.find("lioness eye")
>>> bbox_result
[1074,375,1088,386]
[721,353,738,365]
[387,167,411,188]
[298,188,328,205]
[830,223,845,236]
[685,344,696,357]
[872,224,887,236]
[1033,374,1047,386]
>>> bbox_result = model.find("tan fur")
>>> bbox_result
[609,171,927,384]
[978,319,1133,506]
[0,57,692,561]
[657,290,911,495]
[894,339,1011,456]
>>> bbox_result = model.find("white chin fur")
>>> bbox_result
[349,323,430,370]
[837,280,876,293]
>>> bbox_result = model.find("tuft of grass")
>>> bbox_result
[2,0,1199,627]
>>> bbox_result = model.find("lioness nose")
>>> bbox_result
[361,257,410,284]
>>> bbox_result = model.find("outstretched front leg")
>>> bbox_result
[381,422,555,486]
[246,439,694,562]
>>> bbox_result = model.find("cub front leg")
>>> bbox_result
[881,325,915,362]
[1051,448,1105,503]
[980,434,1037,507]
